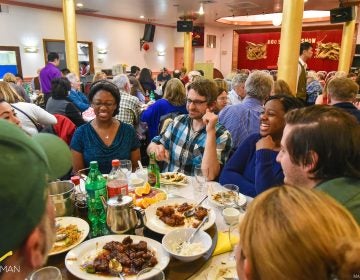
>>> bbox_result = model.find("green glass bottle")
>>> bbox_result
[150,90,156,101]
[148,153,161,188]
[85,161,109,237]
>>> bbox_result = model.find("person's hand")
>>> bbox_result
[202,109,218,133]
[256,135,276,150]
[151,144,169,162]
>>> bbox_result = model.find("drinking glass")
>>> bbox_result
[30,266,62,280]
[228,222,240,261]
[120,159,132,179]
[136,267,165,280]
[221,184,239,208]
[135,166,148,183]
[193,165,209,198]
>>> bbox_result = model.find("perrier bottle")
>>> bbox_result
[148,153,161,188]
[85,161,109,237]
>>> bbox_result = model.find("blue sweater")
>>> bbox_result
[141,99,187,140]
[68,89,90,112]
[219,133,284,197]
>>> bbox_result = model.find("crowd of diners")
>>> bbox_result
[0,47,359,280]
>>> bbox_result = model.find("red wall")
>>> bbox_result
[237,29,342,72]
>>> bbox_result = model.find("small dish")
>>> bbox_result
[222,207,240,225]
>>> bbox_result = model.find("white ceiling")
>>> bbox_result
[4,0,343,27]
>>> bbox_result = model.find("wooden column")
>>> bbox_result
[184,31,193,72]
[62,0,79,75]
[277,0,304,95]
[338,7,358,74]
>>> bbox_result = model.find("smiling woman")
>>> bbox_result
[70,80,141,174]
[219,94,304,197]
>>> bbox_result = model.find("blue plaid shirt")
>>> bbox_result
[151,115,232,175]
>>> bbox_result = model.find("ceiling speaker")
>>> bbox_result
[330,6,355,24]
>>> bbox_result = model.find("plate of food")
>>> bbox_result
[160,172,188,186]
[65,235,170,280]
[144,198,216,235]
[128,183,167,209]
[49,216,90,256]
[208,188,247,208]
[206,260,237,280]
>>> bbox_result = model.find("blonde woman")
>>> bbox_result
[2,72,30,102]
[236,186,360,280]
[92,71,107,82]
[0,81,56,135]
[141,78,188,140]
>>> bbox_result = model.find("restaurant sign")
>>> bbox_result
[238,29,342,71]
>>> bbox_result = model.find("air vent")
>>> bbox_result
[76,8,98,13]
[0,4,10,13]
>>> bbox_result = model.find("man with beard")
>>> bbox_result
[147,78,232,180]
[0,120,71,280]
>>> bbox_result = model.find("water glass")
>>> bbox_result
[120,159,132,179]
[136,267,165,280]
[228,222,240,261]
[30,266,62,280]
[135,166,148,183]
[194,165,208,186]
[221,184,239,208]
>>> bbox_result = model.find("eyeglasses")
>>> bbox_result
[92,101,116,108]
[186,99,207,106]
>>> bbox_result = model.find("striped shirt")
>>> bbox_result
[151,115,232,175]
[219,96,263,151]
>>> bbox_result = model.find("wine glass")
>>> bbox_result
[221,184,239,208]
[120,160,132,179]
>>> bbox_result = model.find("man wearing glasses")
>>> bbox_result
[147,78,232,180]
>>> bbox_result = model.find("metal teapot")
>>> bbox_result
[100,194,144,234]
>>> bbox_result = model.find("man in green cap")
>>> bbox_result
[0,120,72,280]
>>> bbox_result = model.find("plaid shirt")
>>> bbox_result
[115,90,142,127]
[151,115,232,175]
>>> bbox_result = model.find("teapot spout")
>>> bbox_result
[100,195,107,210]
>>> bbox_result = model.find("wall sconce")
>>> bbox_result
[24,46,39,53]
[97,49,108,54]
[157,51,166,56]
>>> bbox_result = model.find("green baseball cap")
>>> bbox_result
[0,120,72,256]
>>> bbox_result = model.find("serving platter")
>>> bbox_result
[144,198,216,235]
[65,235,170,280]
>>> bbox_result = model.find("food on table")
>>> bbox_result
[211,191,238,205]
[171,241,204,256]
[50,224,82,253]
[81,236,158,276]
[160,172,188,184]
[155,203,208,227]
[129,186,167,209]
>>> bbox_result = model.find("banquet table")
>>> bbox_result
[47,178,245,280]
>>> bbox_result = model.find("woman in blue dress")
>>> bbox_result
[71,80,140,174]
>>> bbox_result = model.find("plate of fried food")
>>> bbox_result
[65,235,170,279]
[49,216,90,256]
[144,198,216,235]
[160,172,188,186]
[128,182,167,209]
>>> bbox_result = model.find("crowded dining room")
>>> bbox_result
[1,0,360,279]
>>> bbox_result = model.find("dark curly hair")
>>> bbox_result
[88,80,120,116]
[265,94,305,112]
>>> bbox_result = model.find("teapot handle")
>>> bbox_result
[133,206,145,229]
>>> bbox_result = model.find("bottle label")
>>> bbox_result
[148,172,156,186]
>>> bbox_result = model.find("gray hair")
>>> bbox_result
[245,70,274,101]
[231,73,248,89]
[66,72,78,85]
[113,74,130,92]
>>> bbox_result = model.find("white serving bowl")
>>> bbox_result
[162,228,212,262]
[222,207,241,225]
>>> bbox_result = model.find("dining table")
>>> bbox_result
[47,176,248,280]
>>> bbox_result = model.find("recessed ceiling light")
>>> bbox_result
[76,3,83,8]
[140,15,145,19]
